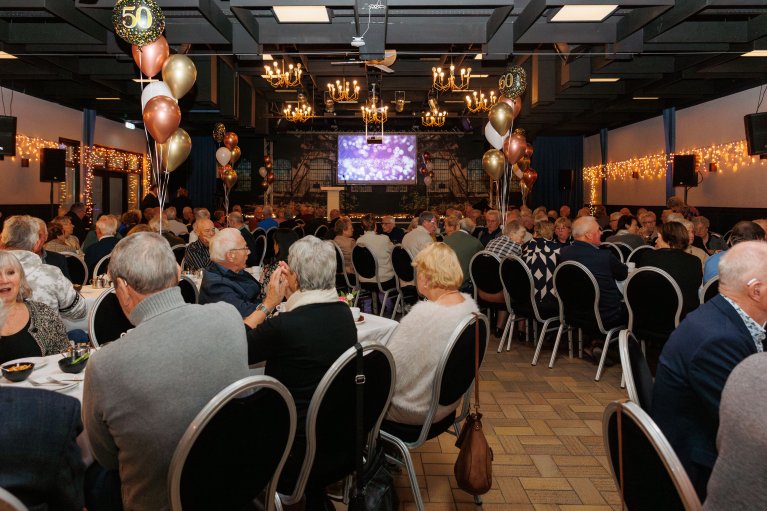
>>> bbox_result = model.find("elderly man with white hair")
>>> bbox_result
[164,206,188,236]
[198,227,261,317]
[651,240,767,500]
[228,211,260,267]
[84,214,120,275]
[148,215,185,247]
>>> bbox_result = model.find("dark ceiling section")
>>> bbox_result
[1,1,766,138]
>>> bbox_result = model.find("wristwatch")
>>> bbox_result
[255,302,271,316]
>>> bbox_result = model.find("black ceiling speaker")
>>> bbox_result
[40,148,66,182]
[672,154,697,187]
[0,115,17,156]
[744,112,767,155]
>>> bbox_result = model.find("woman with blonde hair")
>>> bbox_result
[383,242,479,424]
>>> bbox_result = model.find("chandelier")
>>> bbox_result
[432,64,471,92]
[263,61,302,88]
[421,110,447,128]
[465,90,497,113]
[361,92,388,125]
[327,78,360,103]
[283,103,312,123]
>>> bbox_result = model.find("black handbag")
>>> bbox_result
[348,343,398,511]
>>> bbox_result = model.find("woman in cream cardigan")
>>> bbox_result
[384,242,479,425]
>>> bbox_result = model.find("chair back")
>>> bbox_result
[281,343,395,505]
[0,487,27,511]
[625,267,682,344]
[264,228,277,262]
[252,227,266,238]
[603,400,701,511]
[391,245,415,283]
[171,244,186,265]
[627,245,653,264]
[618,330,654,411]
[553,261,606,333]
[352,245,378,281]
[314,225,328,238]
[600,242,624,263]
[177,276,199,304]
[613,242,633,261]
[89,289,133,347]
[63,253,88,287]
[92,254,111,279]
[168,376,296,511]
[469,251,504,298]
[499,255,540,321]
[292,225,304,238]
[701,275,719,304]
[333,242,355,292]
[254,235,267,266]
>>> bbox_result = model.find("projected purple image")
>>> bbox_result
[337,134,417,183]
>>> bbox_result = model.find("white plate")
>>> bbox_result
[3,357,48,370]
[356,316,366,325]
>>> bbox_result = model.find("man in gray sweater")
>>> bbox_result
[82,233,250,510]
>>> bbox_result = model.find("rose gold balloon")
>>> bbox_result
[222,166,237,189]
[503,131,527,165]
[260,180,269,189]
[517,156,531,172]
[482,149,505,180]
[230,146,241,165]
[264,154,272,164]
[223,132,238,150]
[522,169,538,188]
[499,95,522,119]
[265,162,273,170]
[524,142,534,159]
[266,172,275,184]
[143,96,181,144]
[131,36,169,78]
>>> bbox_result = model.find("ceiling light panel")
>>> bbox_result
[0,51,17,59]
[590,77,620,83]
[273,6,330,23]
[742,50,767,57]
[551,5,618,22]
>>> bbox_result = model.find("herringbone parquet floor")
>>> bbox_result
[391,333,626,511]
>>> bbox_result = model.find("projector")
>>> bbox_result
[351,36,365,48]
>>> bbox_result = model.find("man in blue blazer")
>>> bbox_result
[84,214,120,277]
[651,241,767,500]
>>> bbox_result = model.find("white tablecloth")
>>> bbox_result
[63,286,111,334]
[357,313,399,346]
[0,354,86,401]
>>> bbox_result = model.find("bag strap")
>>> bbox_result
[354,342,365,496]
[617,400,625,511]
[472,313,481,412]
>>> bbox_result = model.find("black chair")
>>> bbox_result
[627,245,653,264]
[352,245,397,317]
[603,400,701,511]
[380,313,489,511]
[63,253,88,287]
[600,242,624,263]
[171,244,186,266]
[168,376,297,511]
[612,241,634,261]
[469,251,506,324]
[700,275,719,304]
[618,329,654,411]
[292,225,304,238]
[0,487,27,511]
[254,234,267,267]
[88,289,133,347]
[264,227,277,262]
[92,254,111,280]
[252,227,266,238]
[625,267,683,346]
[333,241,357,294]
[279,343,395,508]
[551,261,626,380]
[390,245,419,317]
[313,225,328,238]
[177,276,199,304]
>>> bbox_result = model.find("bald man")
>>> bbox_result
[183,218,215,271]
[651,241,767,500]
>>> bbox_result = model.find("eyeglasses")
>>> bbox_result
[747,278,761,287]
[229,247,250,253]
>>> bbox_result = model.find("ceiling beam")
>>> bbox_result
[44,0,106,43]
[513,0,546,44]
[485,6,513,43]
[748,13,767,42]
[198,0,232,42]
[231,7,260,44]
[643,0,710,41]
[616,4,673,41]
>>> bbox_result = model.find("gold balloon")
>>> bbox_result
[488,102,514,136]
[113,0,165,47]
[230,146,241,165]
[482,149,505,181]
[212,122,225,143]
[260,180,269,190]
[520,180,530,206]
[222,166,238,189]
[162,54,197,99]
[157,128,191,172]
[498,95,522,119]
[499,65,527,99]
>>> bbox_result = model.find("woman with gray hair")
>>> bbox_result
[0,251,69,363]
[243,235,356,506]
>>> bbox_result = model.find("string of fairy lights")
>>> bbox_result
[583,139,767,204]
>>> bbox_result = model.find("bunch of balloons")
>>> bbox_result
[420,152,435,186]
[259,155,274,190]
[214,131,240,190]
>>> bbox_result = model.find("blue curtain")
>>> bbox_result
[187,136,217,212]
[663,107,676,200]
[600,127,608,205]
[529,136,584,210]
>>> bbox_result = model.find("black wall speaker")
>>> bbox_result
[0,115,16,156]
[40,148,66,182]
[744,112,767,155]
[672,154,697,187]
[559,169,574,190]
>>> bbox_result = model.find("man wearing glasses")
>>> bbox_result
[652,241,767,500]
[198,228,261,318]
[479,209,502,246]
[380,215,405,244]
[402,211,437,257]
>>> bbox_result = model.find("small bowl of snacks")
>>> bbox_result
[58,352,90,374]
[1,362,35,382]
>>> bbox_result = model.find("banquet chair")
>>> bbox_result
[264,228,277,262]
[89,289,133,348]
[390,245,419,318]
[627,244,653,264]
[497,256,561,361]
[469,251,506,322]
[170,244,186,266]
[168,376,296,511]
[600,242,624,263]
[612,241,634,261]
[252,227,266,238]
[352,245,397,316]
[333,242,357,294]
[254,234,267,266]
[63,253,88,287]
[551,261,626,380]
[177,276,199,304]
[92,254,111,280]
[313,224,328,238]
[292,225,304,238]
[279,343,395,508]
[625,267,683,347]
[700,275,719,304]
[618,330,654,411]
[0,487,27,511]
[603,400,701,511]
[380,313,489,511]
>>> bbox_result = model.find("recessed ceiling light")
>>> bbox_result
[132,78,158,83]
[273,6,330,23]
[274,89,298,93]
[444,100,468,103]
[590,77,620,83]
[0,51,17,59]
[124,121,136,130]
[96,97,120,100]
[742,50,767,57]
[474,54,483,60]
[551,5,618,22]
[262,54,274,60]
[633,96,659,100]
[469,74,489,78]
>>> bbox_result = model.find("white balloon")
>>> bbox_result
[259,166,268,178]
[484,122,506,150]
[426,162,434,171]
[141,81,175,111]
[215,147,232,167]
[424,176,433,186]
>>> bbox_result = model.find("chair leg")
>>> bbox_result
[497,312,513,353]
[474,495,483,505]
[548,323,565,368]
[595,328,620,381]
[567,328,574,358]
[531,318,555,366]
[532,320,538,345]
[380,432,424,511]
[578,329,584,359]
[504,316,516,351]
[391,293,402,320]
